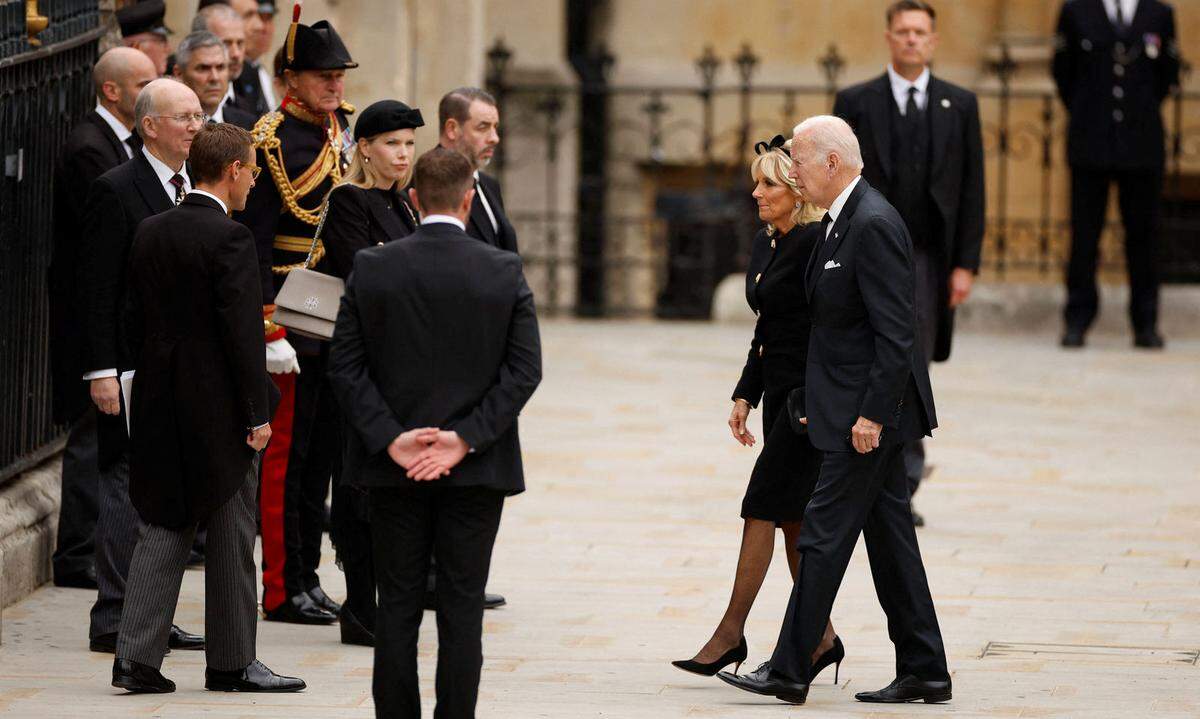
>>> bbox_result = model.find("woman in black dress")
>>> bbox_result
[321,99,424,646]
[673,136,842,681]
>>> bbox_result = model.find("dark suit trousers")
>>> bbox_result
[370,485,504,719]
[331,480,376,630]
[771,445,948,683]
[1065,166,1163,333]
[116,461,259,671]
[53,407,100,579]
[904,245,940,497]
[90,448,138,639]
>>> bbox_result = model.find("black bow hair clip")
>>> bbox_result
[754,134,787,156]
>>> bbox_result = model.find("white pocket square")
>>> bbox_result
[824,260,842,270]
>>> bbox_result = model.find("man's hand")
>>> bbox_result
[387,427,441,469]
[729,400,755,447]
[406,431,470,481]
[247,424,272,451]
[948,267,974,308]
[265,337,301,374]
[851,416,882,454]
[91,377,121,416]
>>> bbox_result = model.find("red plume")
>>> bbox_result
[292,2,302,23]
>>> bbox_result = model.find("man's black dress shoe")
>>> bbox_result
[263,592,337,625]
[112,658,175,693]
[1061,328,1086,348]
[307,586,342,616]
[717,662,809,705]
[168,624,205,650]
[855,675,952,704]
[53,566,98,589]
[339,606,374,647]
[1134,330,1165,349]
[205,659,306,692]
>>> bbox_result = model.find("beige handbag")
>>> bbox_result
[272,199,345,340]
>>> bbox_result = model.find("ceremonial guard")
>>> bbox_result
[1053,0,1180,349]
[235,6,356,625]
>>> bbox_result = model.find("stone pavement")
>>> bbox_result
[1,321,1198,718]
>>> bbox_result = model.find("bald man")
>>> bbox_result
[49,47,158,591]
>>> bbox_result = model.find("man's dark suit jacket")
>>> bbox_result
[233,62,271,117]
[467,171,519,254]
[833,74,984,362]
[803,178,937,453]
[1052,0,1180,171]
[81,149,176,469]
[328,221,541,494]
[123,194,277,528]
[220,104,259,131]
[48,110,137,423]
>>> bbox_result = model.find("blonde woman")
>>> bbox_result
[673,136,842,682]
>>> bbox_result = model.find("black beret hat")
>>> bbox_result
[354,100,425,141]
[283,5,357,72]
[117,0,172,38]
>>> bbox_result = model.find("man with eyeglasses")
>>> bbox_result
[81,78,207,657]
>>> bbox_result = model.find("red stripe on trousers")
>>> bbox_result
[260,371,295,612]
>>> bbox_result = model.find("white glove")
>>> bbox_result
[265,337,301,375]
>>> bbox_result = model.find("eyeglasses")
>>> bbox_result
[244,163,262,180]
[154,112,210,125]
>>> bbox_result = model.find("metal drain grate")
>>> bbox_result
[982,642,1199,665]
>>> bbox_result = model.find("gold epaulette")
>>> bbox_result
[251,111,284,150]
[339,101,356,114]
[255,109,338,227]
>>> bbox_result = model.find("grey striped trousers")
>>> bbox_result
[115,460,259,671]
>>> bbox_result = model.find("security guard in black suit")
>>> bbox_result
[1053,0,1181,349]
[234,7,357,625]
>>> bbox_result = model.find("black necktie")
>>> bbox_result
[169,174,185,205]
[820,212,833,241]
[906,86,920,123]
[125,135,141,156]
[1116,1,1126,31]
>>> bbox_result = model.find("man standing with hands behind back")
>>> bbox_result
[328,147,541,719]
[832,0,984,525]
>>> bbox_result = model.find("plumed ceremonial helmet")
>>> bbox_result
[283,4,358,72]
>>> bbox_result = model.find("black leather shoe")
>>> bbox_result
[112,658,175,693]
[54,565,98,589]
[307,586,342,616]
[855,675,952,704]
[90,633,118,654]
[1061,328,1086,348]
[485,592,506,609]
[911,508,925,527]
[339,606,374,647]
[717,662,808,704]
[1134,330,1165,349]
[263,592,337,625]
[168,624,205,650]
[205,659,306,692]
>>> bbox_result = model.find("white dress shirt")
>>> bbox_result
[472,170,499,234]
[1102,0,1139,27]
[189,188,229,215]
[211,86,236,124]
[421,214,466,232]
[825,176,862,240]
[887,64,930,116]
[94,103,134,159]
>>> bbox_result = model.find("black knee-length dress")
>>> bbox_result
[732,222,824,522]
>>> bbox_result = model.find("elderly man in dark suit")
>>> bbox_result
[719,116,949,706]
[81,78,205,655]
[832,0,984,524]
[329,147,541,719]
[48,47,157,591]
[1053,0,1181,349]
[111,122,302,694]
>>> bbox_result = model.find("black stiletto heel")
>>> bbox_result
[809,636,845,684]
[672,637,748,677]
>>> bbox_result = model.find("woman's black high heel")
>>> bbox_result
[809,635,845,684]
[671,636,748,677]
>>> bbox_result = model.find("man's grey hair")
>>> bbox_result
[175,30,228,69]
[133,78,183,136]
[793,115,865,172]
[192,3,240,32]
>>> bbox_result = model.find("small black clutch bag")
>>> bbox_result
[786,386,807,435]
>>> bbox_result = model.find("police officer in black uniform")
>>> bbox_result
[1053,0,1181,349]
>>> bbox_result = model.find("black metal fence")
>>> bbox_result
[486,41,1199,318]
[0,4,102,482]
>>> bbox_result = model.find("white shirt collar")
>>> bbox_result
[94,103,134,154]
[887,64,930,114]
[188,188,229,215]
[825,176,862,238]
[421,214,466,232]
[1102,0,1138,26]
[140,145,190,197]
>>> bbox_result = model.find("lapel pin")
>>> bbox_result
[941,98,951,108]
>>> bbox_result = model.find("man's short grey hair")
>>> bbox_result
[133,78,180,136]
[175,30,228,69]
[793,115,864,172]
[192,3,240,32]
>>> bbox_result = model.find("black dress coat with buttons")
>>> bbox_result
[1053,0,1180,171]
[122,194,279,528]
[466,171,519,254]
[321,183,419,281]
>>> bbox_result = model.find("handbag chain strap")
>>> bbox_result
[304,197,332,270]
